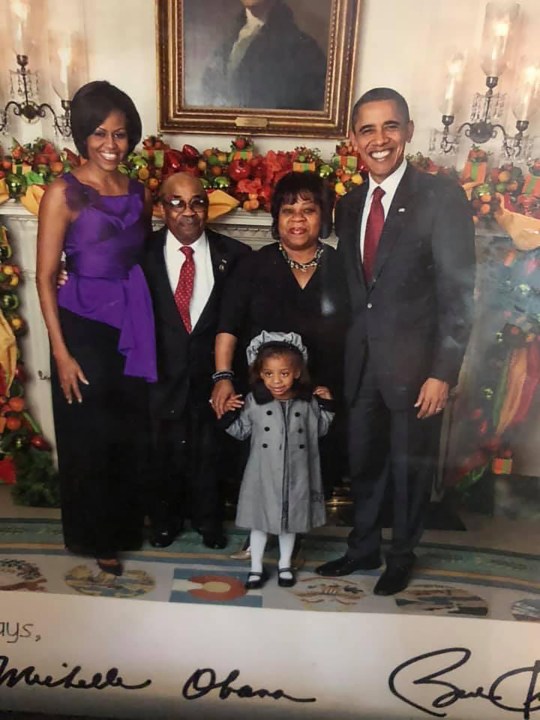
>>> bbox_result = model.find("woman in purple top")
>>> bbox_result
[37,82,156,575]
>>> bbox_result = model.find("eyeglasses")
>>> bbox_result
[160,196,209,212]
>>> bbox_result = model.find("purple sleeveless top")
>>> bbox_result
[57,173,157,382]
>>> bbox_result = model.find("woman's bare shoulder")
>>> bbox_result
[39,176,72,220]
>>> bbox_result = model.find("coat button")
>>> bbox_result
[266,410,272,415]
[294,412,300,417]
[299,444,305,449]
[262,443,268,448]
[264,427,270,431]
[367,302,373,309]
[298,428,303,433]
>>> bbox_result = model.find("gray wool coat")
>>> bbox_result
[225,393,333,534]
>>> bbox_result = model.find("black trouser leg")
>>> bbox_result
[346,382,391,558]
[388,408,441,561]
[187,401,223,533]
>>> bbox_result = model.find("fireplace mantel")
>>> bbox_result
[0,203,283,454]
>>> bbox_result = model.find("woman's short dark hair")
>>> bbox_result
[249,343,310,389]
[70,81,142,158]
[270,171,332,240]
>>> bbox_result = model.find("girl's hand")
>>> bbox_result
[222,394,244,413]
[211,379,236,418]
[313,385,332,400]
[55,352,89,404]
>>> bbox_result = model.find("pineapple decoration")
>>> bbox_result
[0,226,58,506]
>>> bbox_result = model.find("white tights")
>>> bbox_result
[249,529,295,578]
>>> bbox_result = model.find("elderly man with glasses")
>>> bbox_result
[145,172,250,549]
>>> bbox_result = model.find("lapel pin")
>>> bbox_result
[218,260,227,272]
[398,207,406,213]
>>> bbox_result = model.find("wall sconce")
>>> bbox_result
[0,53,72,136]
[0,0,87,137]
[431,2,539,159]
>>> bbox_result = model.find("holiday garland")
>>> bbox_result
[0,226,59,507]
[0,136,539,222]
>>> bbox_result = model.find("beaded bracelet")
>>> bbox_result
[212,370,235,384]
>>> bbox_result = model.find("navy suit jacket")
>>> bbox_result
[336,163,476,409]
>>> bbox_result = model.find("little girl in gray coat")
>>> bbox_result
[221,331,334,590]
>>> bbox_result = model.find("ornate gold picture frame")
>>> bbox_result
[156,0,360,137]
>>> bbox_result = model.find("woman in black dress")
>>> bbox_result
[211,171,349,495]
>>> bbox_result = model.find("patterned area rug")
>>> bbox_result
[0,518,538,622]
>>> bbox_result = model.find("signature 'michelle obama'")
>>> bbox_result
[0,655,151,691]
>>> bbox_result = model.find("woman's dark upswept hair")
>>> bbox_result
[70,81,142,158]
[249,343,311,391]
[270,171,333,240]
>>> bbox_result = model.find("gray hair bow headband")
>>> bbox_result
[246,331,308,366]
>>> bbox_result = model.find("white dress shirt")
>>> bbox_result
[360,158,408,258]
[164,230,214,329]
[228,8,265,75]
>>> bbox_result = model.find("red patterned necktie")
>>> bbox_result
[174,245,195,332]
[363,186,385,284]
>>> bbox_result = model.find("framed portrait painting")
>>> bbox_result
[156,0,361,137]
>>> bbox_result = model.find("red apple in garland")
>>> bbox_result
[30,433,51,451]
[163,149,185,174]
[228,159,251,182]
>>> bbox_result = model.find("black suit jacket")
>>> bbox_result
[142,226,251,425]
[336,164,476,410]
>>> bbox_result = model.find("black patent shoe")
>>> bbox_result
[245,567,269,590]
[149,525,180,548]
[277,567,296,588]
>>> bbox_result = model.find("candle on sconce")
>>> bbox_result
[512,61,540,121]
[440,54,465,117]
[8,0,32,56]
[58,46,72,96]
[49,26,88,102]
[49,33,75,101]
[480,2,519,78]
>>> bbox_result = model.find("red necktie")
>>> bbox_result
[363,186,385,284]
[174,245,195,332]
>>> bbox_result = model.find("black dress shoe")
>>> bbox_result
[201,530,227,550]
[315,552,382,577]
[373,562,414,596]
[149,524,181,548]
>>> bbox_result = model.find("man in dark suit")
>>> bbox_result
[316,88,476,594]
[201,0,326,110]
[144,172,250,549]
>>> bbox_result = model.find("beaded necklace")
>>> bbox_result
[279,242,324,273]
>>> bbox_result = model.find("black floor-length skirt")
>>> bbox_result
[51,308,150,557]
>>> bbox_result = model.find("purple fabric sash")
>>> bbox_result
[57,173,157,382]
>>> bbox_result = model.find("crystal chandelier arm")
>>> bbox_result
[36,101,72,136]
[1,54,72,137]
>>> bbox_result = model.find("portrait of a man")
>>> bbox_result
[183,0,330,111]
